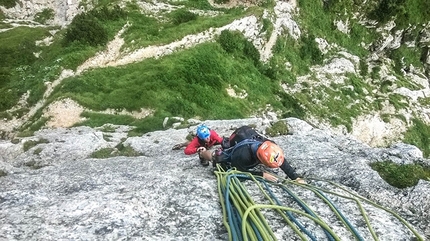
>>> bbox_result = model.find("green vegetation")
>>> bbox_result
[266,121,289,137]
[272,35,316,76]
[418,96,430,107]
[0,26,51,111]
[34,8,55,24]
[169,9,198,25]
[370,161,430,188]
[90,143,141,158]
[64,5,126,47]
[23,160,45,169]
[49,37,287,133]
[1,0,387,136]
[404,118,430,158]
[388,93,409,111]
[76,112,136,127]
[23,138,49,152]
[389,45,425,76]
[1,0,430,188]
[100,124,117,132]
[90,148,117,158]
[261,17,273,40]
[121,3,253,51]
[368,0,430,28]
[186,132,195,141]
[33,147,43,155]
[297,0,378,57]
[0,0,17,8]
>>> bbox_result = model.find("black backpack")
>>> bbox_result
[221,126,269,149]
[214,138,261,170]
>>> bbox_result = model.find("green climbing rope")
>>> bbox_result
[215,165,425,241]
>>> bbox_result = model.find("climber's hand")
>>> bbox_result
[294,178,307,184]
[263,172,278,182]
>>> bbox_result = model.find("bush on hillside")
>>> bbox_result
[170,9,197,25]
[0,89,18,111]
[0,39,37,67]
[244,39,261,67]
[217,30,244,54]
[92,5,126,21]
[217,30,260,66]
[299,34,323,65]
[404,118,430,158]
[63,5,126,47]
[278,92,306,119]
[0,38,38,111]
[0,68,10,87]
[0,0,17,8]
[368,0,406,25]
[63,13,108,47]
[34,8,54,24]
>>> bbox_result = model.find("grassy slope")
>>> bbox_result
[0,0,430,159]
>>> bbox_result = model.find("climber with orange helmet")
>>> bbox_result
[211,126,305,183]
[184,124,223,166]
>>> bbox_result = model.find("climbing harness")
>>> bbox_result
[214,165,424,241]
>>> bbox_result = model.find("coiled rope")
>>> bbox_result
[214,165,424,241]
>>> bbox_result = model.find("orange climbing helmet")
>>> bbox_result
[256,141,285,168]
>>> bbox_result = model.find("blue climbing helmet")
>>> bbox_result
[196,124,211,140]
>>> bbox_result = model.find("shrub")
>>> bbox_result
[115,143,141,157]
[28,117,49,132]
[92,5,126,21]
[170,9,197,25]
[299,34,323,65]
[404,118,430,157]
[33,148,43,155]
[217,30,260,66]
[0,0,17,8]
[217,30,245,54]
[34,8,54,24]
[0,88,18,111]
[0,111,12,120]
[90,143,141,158]
[243,39,261,67]
[368,0,430,28]
[90,147,116,158]
[266,121,289,137]
[359,59,368,77]
[0,38,37,67]
[278,92,306,119]
[129,115,164,136]
[368,0,405,24]
[78,112,136,127]
[23,138,49,152]
[63,13,108,47]
[370,161,430,188]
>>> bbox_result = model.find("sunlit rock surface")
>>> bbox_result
[0,118,429,240]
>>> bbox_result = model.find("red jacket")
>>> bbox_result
[184,129,223,155]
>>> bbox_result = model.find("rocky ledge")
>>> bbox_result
[0,118,429,240]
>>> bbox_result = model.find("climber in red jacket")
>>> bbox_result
[184,124,223,166]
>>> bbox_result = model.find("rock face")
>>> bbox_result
[0,118,429,240]
[0,0,83,26]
